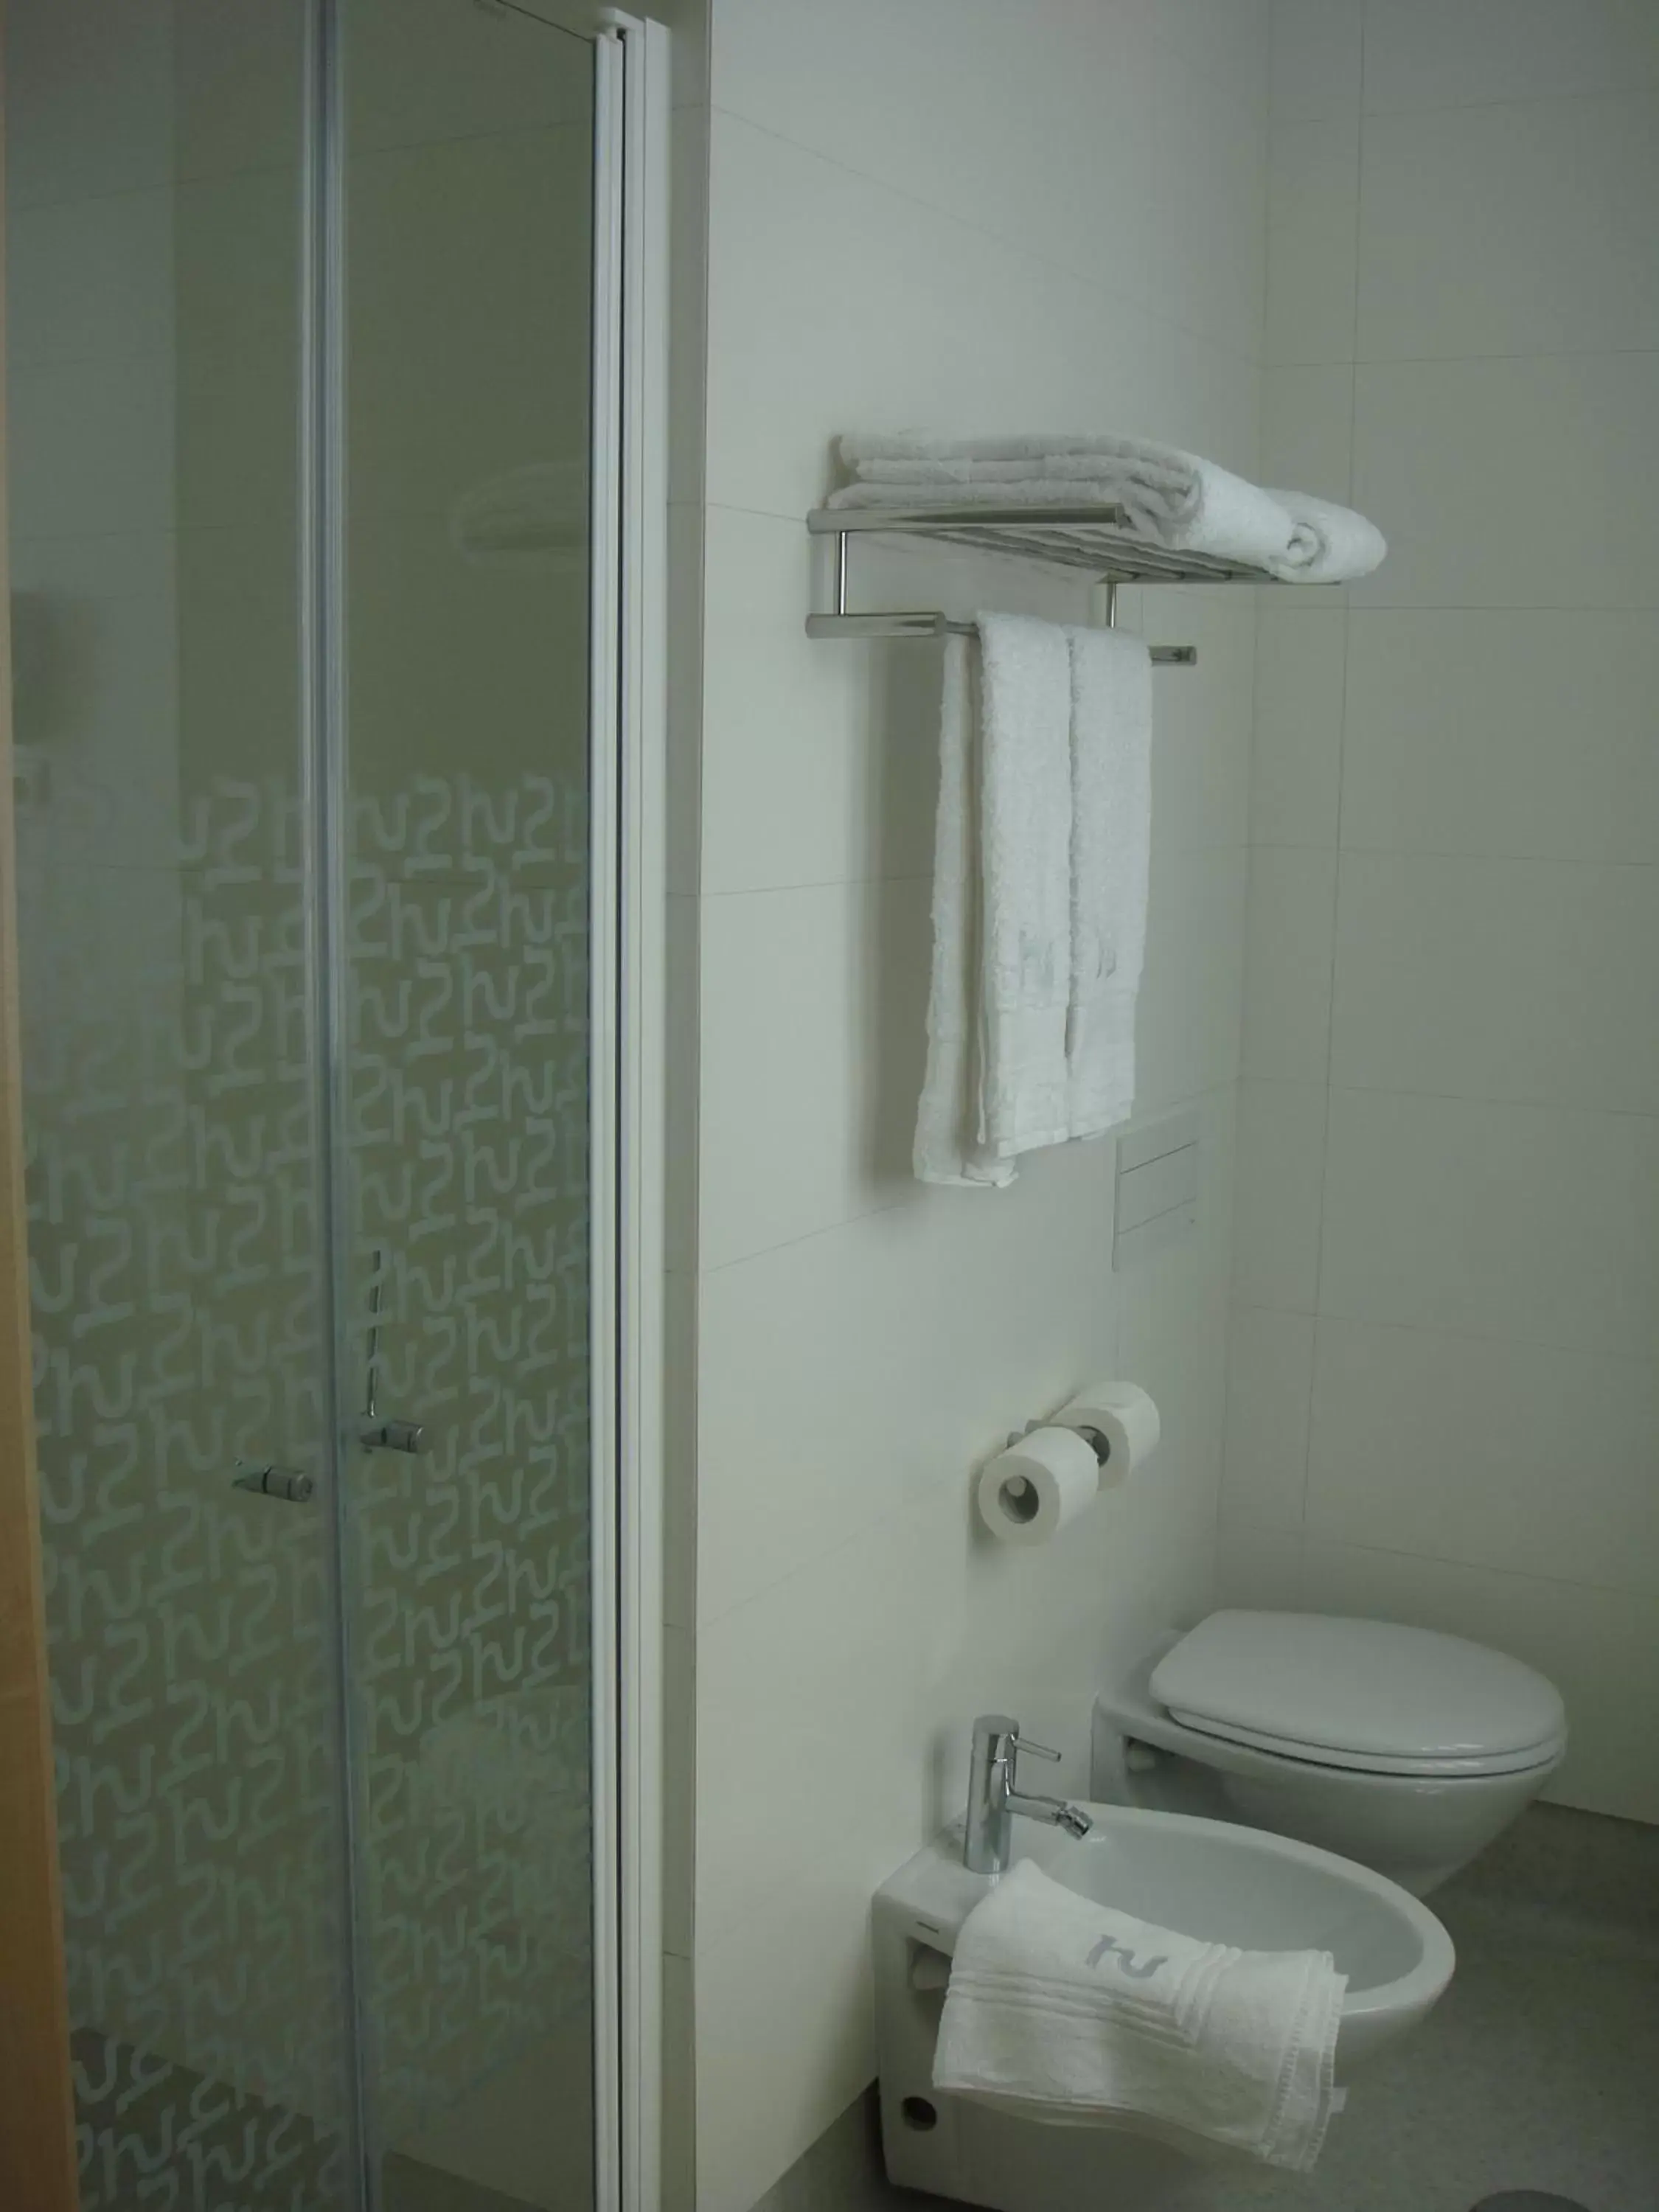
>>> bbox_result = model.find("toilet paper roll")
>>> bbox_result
[976,1425,1103,1546]
[1052,1381,1161,1489]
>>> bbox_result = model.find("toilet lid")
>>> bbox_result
[1151,1611,1566,1775]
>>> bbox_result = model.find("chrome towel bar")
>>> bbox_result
[804,501,1324,664]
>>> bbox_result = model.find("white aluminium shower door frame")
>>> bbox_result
[588,18,669,2212]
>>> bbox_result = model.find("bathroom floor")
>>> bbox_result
[1200,1804,1659,2212]
[773,1803,1659,2212]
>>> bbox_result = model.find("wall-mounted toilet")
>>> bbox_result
[1093,1610,1566,1896]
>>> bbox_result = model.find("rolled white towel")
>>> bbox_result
[1264,487,1388,582]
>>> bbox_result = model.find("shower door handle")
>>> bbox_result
[359,1416,428,1455]
[233,1458,316,1503]
[359,1249,427,1454]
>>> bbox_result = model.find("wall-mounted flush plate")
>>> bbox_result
[1113,1108,1200,1270]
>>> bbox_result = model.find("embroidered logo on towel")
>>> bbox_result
[1085,1933,1169,1980]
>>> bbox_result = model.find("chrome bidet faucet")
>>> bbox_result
[963,1713,1093,1875]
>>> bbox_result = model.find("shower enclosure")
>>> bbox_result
[4,1,664,2205]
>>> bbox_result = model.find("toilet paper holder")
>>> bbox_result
[1006,1380,1160,1485]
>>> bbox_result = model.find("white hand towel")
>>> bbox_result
[934,1860,1346,2172]
[830,431,1302,572]
[913,633,1014,1187]
[914,618,1150,1186]
[914,616,1075,1184]
[1263,487,1388,583]
[1065,626,1150,1142]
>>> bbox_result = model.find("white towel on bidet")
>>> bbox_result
[934,1860,1346,2171]
[914,617,1150,1186]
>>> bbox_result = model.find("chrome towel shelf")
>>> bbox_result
[805,502,1305,665]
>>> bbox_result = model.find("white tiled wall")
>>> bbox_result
[679,4,1270,2204]
[1226,0,1659,1827]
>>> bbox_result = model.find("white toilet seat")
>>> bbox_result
[1150,1610,1567,1783]
[1161,1704,1566,1779]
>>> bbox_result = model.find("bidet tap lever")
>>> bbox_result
[963,1712,1094,1876]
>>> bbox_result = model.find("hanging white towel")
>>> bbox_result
[914,616,1074,1185]
[1065,626,1151,1143]
[934,1860,1346,2172]
[913,633,1009,1187]
[914,617,1149,1186]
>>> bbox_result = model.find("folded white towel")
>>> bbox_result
[914,619,1149,1186]
[1067,627,1150,1144]
[934,1860,1346,2171]
[829,432,1387,585]
[831,431,1300,573]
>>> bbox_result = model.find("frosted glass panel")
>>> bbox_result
[6,2,356,2205]
[338,4,597,2207]
[7,3,600,2208]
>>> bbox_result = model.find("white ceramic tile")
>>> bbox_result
[1214,1518,1307,1610]
[9,531,183,866]
[1222,1304,1316,1528]
[1298,1536,1659,1822]
[8,352,177,541]
[702,110,1169,524]
[1251,604,1346,846]
[342,509,586,795]
[660,1952,696,2212]
[1265,116,1360,365]
[1341,610,1659,863]
[1259,364,1354,504]
[695,1135,1120,1627]
[347,123,593,526]
[172,0,307,183]
[665,505,705,900]
[4,0,175,210]
[1148,32,1271,361]
[709,0,1158,312]
[1358,95,1659,361]
[1318,1088,1659,1360]
[695,877,931,1270]
[1138,594,1256,855]
[694,1891,874,2212]
[1135,846,1249,1113]
[1152,0,1273,105]
[1360,0,1659,111]
[1351,353,1659,609]
[698,508,939,895]
[1306,1314,1659,1593]
[7,188,175,368]
[1231,1080,1329,1312]
[345,0,591,152]
[1270,0,1363,119]
[667,105,711,512]
[1242,846,1338,1085]
[1331,850,1659,1113]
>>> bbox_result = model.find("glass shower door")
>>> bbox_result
[334,4,599,2205]
[7,3,359,2202]
[8,0,607,2206]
